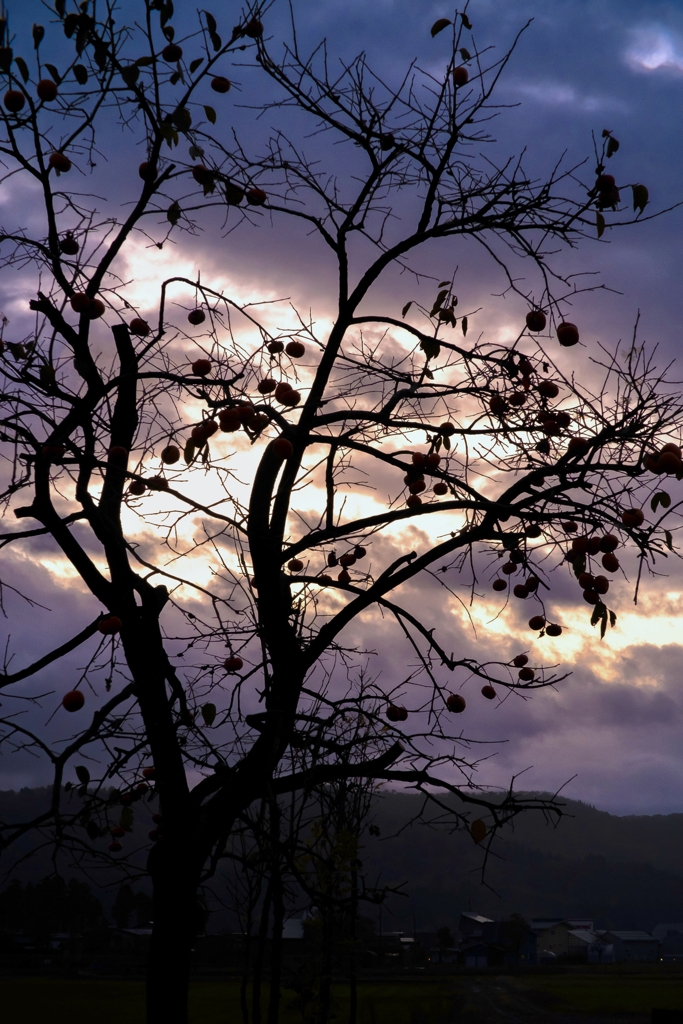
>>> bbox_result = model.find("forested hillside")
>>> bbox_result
[2,788,683,932]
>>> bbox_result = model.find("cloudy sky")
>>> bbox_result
[2,0,683,816]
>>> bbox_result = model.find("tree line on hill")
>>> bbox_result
[3,786,683,936]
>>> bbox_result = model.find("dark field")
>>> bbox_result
[2,968,683,1024]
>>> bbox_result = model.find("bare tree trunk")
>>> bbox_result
[268,800,284,1024]
[268,863,284,1024]
[318,910,333,1024]
[252,879,273,1024]
[349,865,358,1024]
[146,865,197,1024]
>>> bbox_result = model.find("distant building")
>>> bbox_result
[653,923,683,957]
[456,914,537,967]
[530,919,595,958]
[459,912,493,940]
[600,931,660,963]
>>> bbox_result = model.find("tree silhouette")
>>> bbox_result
[0,3,680,1022]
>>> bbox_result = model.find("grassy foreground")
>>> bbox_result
[2,969,683,1022]
[0,979,454,1024]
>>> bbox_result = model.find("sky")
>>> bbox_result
[2,0,683,816]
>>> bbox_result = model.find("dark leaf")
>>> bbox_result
[601,128,612,138]
[93,44,107,70]
[600,610,608,639]
[86,821,100,841]
[169,69,183,85]
[632,183,649,214]
[135,55,155,66]
[14,56,29,82]
[189,57,204,73]
[461,315,468,336]
[596,212,605,239]
[201,702,216,727]
[609,609,617,628]
[167,201,181,225]
[120,64,138,86]
[443,434,451,451]
[76,765,90,785]
[224,181,244,205]
[572,555,586,579]
[435,435,443,452]
[160,0,174,28]
[44,63,61,84]
[606,136,619,158]
[162,25,175,41]
[64,780,72,791]
[74,63,88,84]
[32,24,45,49]
[201,443,210,464]
[203,104,217,124]
[204,11,218,34]
[461,13,472,29]
[76,25,89,56]
[430,18,451,37]
[161,123,179,147]
[590,599,607,627]
[55,0,66,16]
[459,47,471,60]
[119,806,134,830]
[63,13,78,38]
[438,280,450,287]
[401,301,413,317]
[651,491,671,512]
[420,337,441,360]
[665,529,674,551]
[172,106,192,131]
[210,31,222,51]
[429,288,449,317]
[183,438,196,465]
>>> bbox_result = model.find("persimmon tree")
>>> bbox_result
[0,3,681,1022]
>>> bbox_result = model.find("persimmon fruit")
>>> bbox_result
[526,309,546,332]
[272,438,293,459]
[130,318,150,336]
[62,690,85,712]
[192,358,212,376]
[37,79,59,102]
[98,615,122,635]
[3,90,25,113]
[557,322,579,347]
[161,445,180,465]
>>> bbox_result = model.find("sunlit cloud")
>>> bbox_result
[510,81,627,114]
[626,26,683,75]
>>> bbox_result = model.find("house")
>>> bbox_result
[458,941,489,968]
[459,912,493,941]
[601,931,660,963]
[456,915,537,967]
[530,919,594,958]
[653,924,683,957]
[567,929,614,964]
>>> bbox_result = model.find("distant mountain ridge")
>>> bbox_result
[2,787,683,932]
[362,791,683,932]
